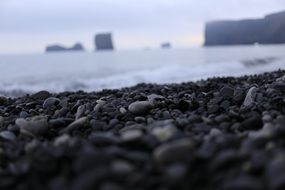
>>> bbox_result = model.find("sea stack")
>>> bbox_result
[204,10,285,46]
[94,33,114,51]
[45,43,85,53]
[161,42,172,49]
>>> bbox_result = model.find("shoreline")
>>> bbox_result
[1,70,285,189]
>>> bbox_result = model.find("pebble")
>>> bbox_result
[60,117,88,134]
[16,116,48,137]
[31,90,51,99]
[209,128,222,136]
[121,129,143,142]
[220,86,234,99]
[134,116,145,123]
[94,100,106,112]
[243,87,258,107]
[128,101,153,115]
[53,134,70,146]
[43,97,61,109]
[151,125,178,141]
[119,107,127,114]
[153,139,194,165]
[75,105,86,120]
[0,131,16,141]
[111,160,135,175]
[19,111,29,118]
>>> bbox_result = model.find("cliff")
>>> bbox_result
[205,11,285,46]
[94,33,114,51]
[45,43,84,52]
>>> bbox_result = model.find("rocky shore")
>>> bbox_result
[1,70,285,190]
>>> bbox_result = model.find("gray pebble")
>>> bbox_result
[19,111,29,118]
[31,90,51,100]
[60,117,88,134]
[128,101,153,115]
[53,134,70,146]
[153,139,194,164]
[243,87,258,107]
[0,131,16,141]
[151,125,178,142]
[134,116,146,123]
[75,105,86,120]
[94,100,106,112]
[119,107,127,114]
[16,116,48,137]
[43,97,61,109]
[121,129,143,142]
[209,128,222,136]
[111,160,134,175]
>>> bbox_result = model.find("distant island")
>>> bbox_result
[161,42,172,49]
[94,33,114,51]
[45,43,85,53]
[205,10,285,46]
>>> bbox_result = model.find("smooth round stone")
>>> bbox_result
[121,129,143,142]
[53,134,70,146]
[134,116,146,123]
[111,160,135,175]
[262,114,272,123]
[152,126,177,142]
[94,100,106,112]
[119,107,127,114]
[243,87,258,107]
[209,128,222,136]
[19,111,29,118]
[153,139,194,165]
[60,117,88,134]
[0,131,16,141]
[220,86,234,99]
[16,116,48,137]
[128,101,153,115]
[31,90,51,100]
[75,105,86,120]
[43,97,61,109]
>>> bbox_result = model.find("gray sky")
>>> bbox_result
[0,0,284,54]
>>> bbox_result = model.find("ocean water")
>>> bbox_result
[0,45,285,96]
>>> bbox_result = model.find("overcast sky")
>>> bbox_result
[0,0,284,54]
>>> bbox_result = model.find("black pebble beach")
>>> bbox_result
[2,70,285,190]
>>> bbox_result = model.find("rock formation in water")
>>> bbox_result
[45,43,85,52]
[161,42,172,49]
[205,11,285,46]
[94,33,114,51]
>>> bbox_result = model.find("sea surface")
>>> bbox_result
[0,45,285,96]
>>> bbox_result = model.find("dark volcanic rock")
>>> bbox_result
[128,101,153,115]
[205,11,285,46]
